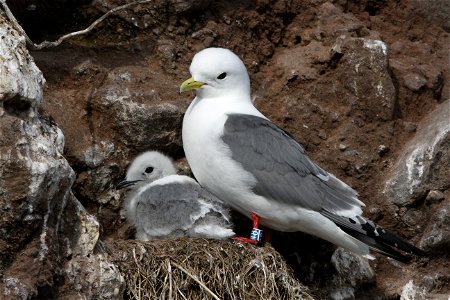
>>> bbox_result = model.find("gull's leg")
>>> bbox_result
[252,212,260,228]
[232,212,262,245]
[249,212,263,242]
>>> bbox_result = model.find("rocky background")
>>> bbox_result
[1,0,449,299]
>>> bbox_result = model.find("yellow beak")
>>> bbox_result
[179,77,205,93]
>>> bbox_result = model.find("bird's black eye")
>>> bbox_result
[144,167,154,173]
[217,72,227,80]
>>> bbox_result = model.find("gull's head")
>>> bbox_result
[180,47,250,99]
[116,151,177,189]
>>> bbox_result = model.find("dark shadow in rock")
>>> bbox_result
[3,95,32,119]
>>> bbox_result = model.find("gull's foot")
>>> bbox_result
[231,236,259,245]
[231,212,265,246]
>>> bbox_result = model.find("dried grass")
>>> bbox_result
[106,238,315,300]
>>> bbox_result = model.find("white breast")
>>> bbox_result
[182,96,294,228]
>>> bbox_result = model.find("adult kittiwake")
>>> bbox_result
[117,150,235,241]
[180,47,425,261]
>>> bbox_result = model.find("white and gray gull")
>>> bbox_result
[180,47,425,262]
[117,151,235,241]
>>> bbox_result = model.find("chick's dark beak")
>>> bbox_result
[116,180,141,190]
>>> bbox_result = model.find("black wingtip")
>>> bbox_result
[378,230,427,258]
[344,230,415,263]
[359,229,427,262]
[321,210,427,262]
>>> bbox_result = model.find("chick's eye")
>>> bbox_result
[144,167,154,174]
[217,72,227,80]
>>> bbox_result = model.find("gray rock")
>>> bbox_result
[330,287,355,300]
[170,0,212,13]
[403,121,418,133]
[425,190,445,204]
[400,280,428,300]
[83,141,116,168]
[0,23,74,298]
[0,87,75,287]
[421,272,450,293]
[2,277,29,300]
[0,16,45,119]
[378,144,390,156]
[113,101,183,150]
[77,164,123,206]
[420,202,450,254]
[61,195,125,299]
[339,144,348,151]
[329,248,375,300]
[0,106,76,298]
[403,72,427,91]
[384,100,450,206]
[401,208,425,227]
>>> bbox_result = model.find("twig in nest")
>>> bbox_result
[131,247,142,300]
[177,287,188,300]
[167,259,173,300]
[0,0,153,50]
[171,261,221,300]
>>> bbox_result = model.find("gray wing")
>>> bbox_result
[135,182,202,236]
[222,114,364,215]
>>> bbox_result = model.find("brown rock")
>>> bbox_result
[333,37,396,121]
[40,60,185,206]
[411,0,450,31]
[274,41,331,81]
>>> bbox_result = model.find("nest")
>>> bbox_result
[106,238,315,300]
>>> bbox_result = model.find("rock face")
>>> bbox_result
[0,15,71,297]
[0,15,123,299]
[0,16,44,118]
[2,0,450,299]
[40,58,184,212]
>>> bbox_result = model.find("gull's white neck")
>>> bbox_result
[185,91,264,121]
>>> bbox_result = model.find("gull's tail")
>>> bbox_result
[321,210,426,263]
